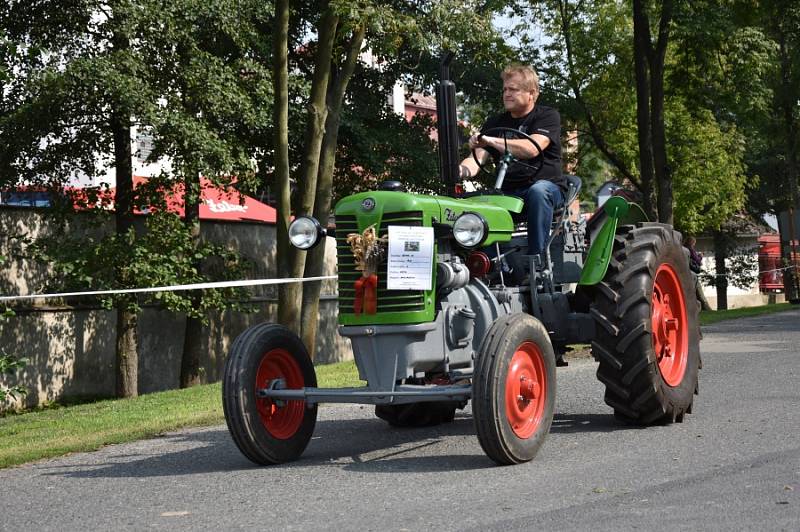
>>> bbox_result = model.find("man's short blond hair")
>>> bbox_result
[501,64,540,97]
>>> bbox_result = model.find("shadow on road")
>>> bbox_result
[43,408,636,479]
[40,428,247,478]
[316,415,494,472]
[551,413,641,434]
[45,415,488,477]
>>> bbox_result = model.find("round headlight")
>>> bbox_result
[453,212,487,248]
[288,216,324,249]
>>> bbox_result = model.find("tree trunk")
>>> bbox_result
[632,0,657,220]
[273,0,296,329]
[651,0,674,225]
[111,115,134,236]
[778,28,800,210]
[651,63,672,224]
[713,230,728,311]
[111,74,138,397]
[115,307,138,397]
[294,4,338,220]
[279,4,339,335]
[300,25,366,358]
[181,315,204,387]
[180,171,203,388]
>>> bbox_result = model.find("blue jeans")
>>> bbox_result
[509,180,565,255]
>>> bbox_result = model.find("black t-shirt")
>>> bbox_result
[481,105,564,192]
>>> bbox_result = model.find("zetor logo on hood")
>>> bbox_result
[444,208,460,222]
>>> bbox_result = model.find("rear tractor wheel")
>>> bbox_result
[591,223,701,424]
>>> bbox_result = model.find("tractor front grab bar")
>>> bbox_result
[256,383,472,406]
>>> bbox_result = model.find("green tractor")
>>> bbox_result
[222,58,701,466]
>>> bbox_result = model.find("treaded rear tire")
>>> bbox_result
[591,223,701,424]
[222,323,318,465]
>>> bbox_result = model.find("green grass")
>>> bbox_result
[699,302,796,325]
[314,359,363,388]
[0,359,362,469]
[0,383,224,469]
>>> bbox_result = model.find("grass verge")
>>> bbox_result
[0,359,363,469]
[699,302,797,325]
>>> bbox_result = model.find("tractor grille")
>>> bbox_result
[336,211,426,315]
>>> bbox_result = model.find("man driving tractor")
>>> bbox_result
[458,64,566,258]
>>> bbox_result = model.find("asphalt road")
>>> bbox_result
[2,310,799,531]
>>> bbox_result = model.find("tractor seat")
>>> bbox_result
[561,174,582,210]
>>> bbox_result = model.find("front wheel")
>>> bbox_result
[472,314,556,465]
[222,323,318,465]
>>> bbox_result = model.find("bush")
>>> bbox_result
[0,307,27,404]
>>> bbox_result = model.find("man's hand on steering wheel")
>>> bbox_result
[468,133,489,151]
[471,127,544,178]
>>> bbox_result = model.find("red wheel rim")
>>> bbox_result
[651,264,689,386]
[505,341,547,439]
[255,348,305,439]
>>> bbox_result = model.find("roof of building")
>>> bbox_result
[0,177,277,224]
[717,212,775,237]
[405,93,437,110]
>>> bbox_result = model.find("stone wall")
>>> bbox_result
[0,208,352,409]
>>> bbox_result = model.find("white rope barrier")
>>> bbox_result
[0,275,336,303]
[703,265,798,279]
[1,265,797,303]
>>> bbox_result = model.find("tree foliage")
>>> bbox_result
[0,303,26,404]
[753,0,800,213]
[0,254,25,404]
[510,0,751,234]
[0,0,266,395]
[667,103,749,235]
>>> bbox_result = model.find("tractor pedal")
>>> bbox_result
[556,355,569,367]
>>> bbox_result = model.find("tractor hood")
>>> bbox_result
[334,191,521,247]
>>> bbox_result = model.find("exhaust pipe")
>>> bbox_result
[436,52,460,196]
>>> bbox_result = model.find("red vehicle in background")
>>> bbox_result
[759,234,783,292]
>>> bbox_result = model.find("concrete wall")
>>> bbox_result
[0,208,352,410]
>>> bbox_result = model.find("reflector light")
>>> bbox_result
[466,251,491,278]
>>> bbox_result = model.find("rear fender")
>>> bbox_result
[578,197,648,285]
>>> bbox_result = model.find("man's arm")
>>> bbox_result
[471,134,551,161]
[458,134,550,179]
[458,146,488,179]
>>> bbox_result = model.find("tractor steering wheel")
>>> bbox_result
[471,127,545,182]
